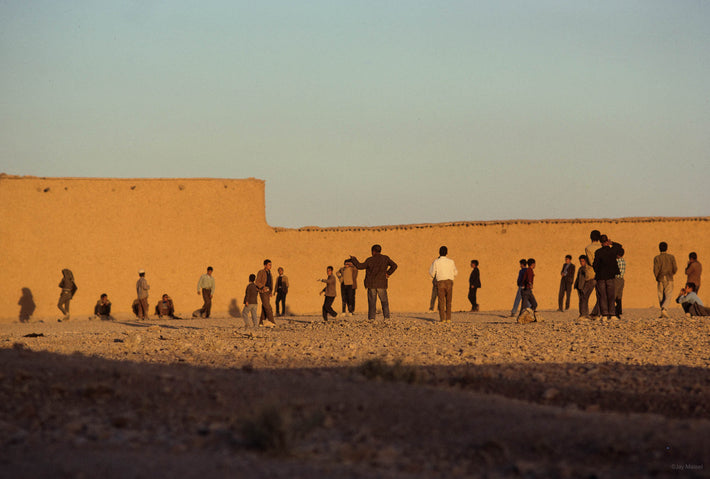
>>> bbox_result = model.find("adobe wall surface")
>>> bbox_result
[275,218,709,317]
[1,175,708,322]
[0,176,273,322]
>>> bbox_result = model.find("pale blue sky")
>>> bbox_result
[1,1,708,227]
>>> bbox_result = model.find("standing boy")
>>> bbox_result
[615,248,626,317]
[275,267,289,317]
[256,259,276,327]
[350,244,398,321]
[575,255,596,319]
[585,230,602,317]
[429,246,458,322]
[468,260,481,312]
[136,269,150,320]
[510,259,527,317]
[685,252,702,293]
[319,266,338,321]
[337,260,358,315]
[242,274,260,328]
[57,268,78,321]
[557,255,575,311]
[592,235,620,320]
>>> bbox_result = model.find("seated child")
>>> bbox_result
[94,293,112,320]
[155,294,178,318]
[676,282,710,317]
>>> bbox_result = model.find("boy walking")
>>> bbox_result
[653,242,677,318]
[195,266,215,318]
[521,258,538,314]
[510,259,527,317]
[319,266,338,321]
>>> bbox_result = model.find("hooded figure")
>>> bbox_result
[57,268,77,320]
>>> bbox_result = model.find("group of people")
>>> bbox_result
[241,260,289,328]
[245,247,397,327]
[52,234,706,325]
[548,230,706,321]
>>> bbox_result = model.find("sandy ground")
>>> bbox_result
[1,308,709,478]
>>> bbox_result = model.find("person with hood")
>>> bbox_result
[57,268,77,321]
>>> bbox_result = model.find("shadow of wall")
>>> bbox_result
[0,346,707,476]
[1,176,708,321]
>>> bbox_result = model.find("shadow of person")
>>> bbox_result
[229,298,241,318]
[18,288,36,322]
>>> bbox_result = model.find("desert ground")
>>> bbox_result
[1,307,708,478]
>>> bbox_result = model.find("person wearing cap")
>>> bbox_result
[136,269,150,320]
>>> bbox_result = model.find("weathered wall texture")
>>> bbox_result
[1,175,708,322]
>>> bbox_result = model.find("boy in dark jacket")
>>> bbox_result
[94,293,112,320]
[242,274,261,328]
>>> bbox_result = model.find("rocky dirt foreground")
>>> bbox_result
[1,309,708,478]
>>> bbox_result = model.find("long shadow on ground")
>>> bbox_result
[0,346,707,478]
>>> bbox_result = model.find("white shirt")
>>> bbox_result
[429,256,458,281]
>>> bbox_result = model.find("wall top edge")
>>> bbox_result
[274,217,710,232]
[0,174,264,183]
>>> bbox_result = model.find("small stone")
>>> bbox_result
[542,388,559,400]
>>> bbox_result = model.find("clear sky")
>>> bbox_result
[1,1,708,228]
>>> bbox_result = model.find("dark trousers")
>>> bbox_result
[323,295,337,321]
[341,285,355,313]
[437,280,453,321]
[521,288,537,311]
[577,279,596,317]
[199,288,212,318]
[558,279,573,310]
[688,303,710,316]
[614,277,624,316]
[259,292,274,324]
[367,288,390,320]
[468,286,479,311]
[595,279,616,317]
[275,291,287,316]
[341,283,347,312]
